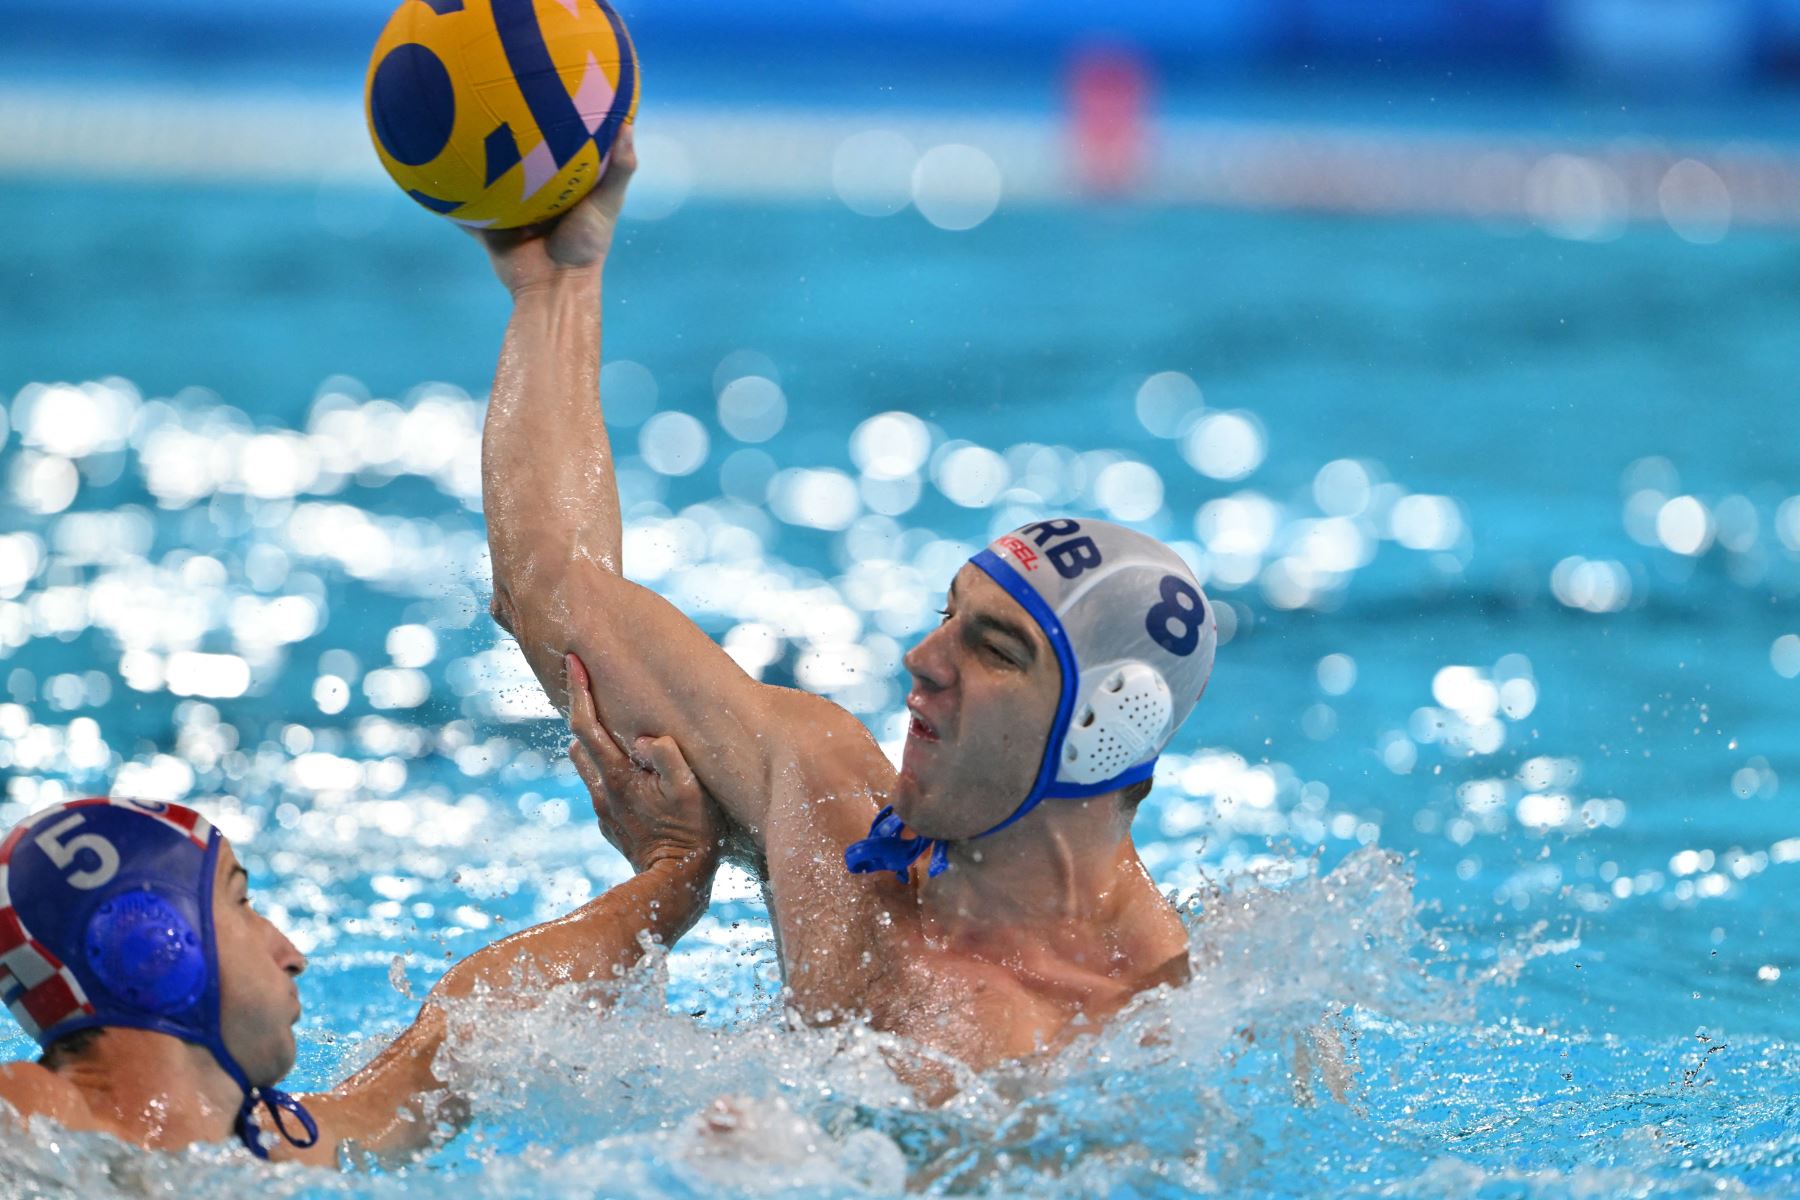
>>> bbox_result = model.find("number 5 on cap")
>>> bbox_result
[35,814,120,890]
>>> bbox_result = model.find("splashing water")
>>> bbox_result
[2,808,1794,1197]
[0,849,1582,1198]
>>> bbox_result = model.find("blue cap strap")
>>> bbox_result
[236,1087,320,1160]
[844,806,949,883]
[968,550,1081,838]
[191,829,321,1160]
[1044,757,1159,800]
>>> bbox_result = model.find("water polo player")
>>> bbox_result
[0,678,718,1160]
[477,130,1216,1071]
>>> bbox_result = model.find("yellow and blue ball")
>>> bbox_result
[365,0,639,230]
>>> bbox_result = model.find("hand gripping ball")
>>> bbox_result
[365,0,639,230]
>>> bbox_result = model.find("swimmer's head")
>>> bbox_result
[0,798,313,1156]
[892,519,1215,841]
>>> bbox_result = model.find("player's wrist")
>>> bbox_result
[639,846,717,940]
[507,261,604,304]
[638,840,719,885]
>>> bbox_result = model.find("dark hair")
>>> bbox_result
[1123,778,1153,809]
[39,1027,105,1070]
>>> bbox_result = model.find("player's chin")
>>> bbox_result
[265,1028,300,1086]
[894,784,970,844]
[890,763,933,826]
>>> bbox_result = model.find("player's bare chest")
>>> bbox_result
[871,946,1132,1071]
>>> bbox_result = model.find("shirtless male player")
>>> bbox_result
[0,678,717,1161]
[480,129,1219,1073]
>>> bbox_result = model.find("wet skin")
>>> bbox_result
[212,845,308,1089]
[888,564,1063,839]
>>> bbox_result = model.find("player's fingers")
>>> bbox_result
[592,128,636,207]
[565,652,598,722]
[566,653,632,764]
[637,735,700,798]
[573,730,634,785]
[569,737,605,794]
[612,125,638,175]
[578,722,635,785]
[572,736,633,811]
[572,742,631,852]
[590,795,625,841]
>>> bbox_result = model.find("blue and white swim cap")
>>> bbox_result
[847,518,1216,879]
[970,518,1216,828]
[0,797,317,1159]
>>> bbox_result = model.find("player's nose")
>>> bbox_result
[904,622,956,692]
[272,927,307,978]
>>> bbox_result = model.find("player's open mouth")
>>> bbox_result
[905,697,940,742]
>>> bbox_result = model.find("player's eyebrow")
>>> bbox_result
[229,865,249,889]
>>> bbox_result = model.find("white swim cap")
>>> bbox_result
[969,518,1217,836]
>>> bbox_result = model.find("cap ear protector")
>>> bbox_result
[846,518,1216,881]
[0,798,317,1159]
[85,889,207,1016]
[1063,661,1174,785]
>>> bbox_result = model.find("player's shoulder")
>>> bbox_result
[0,1060,97,1130]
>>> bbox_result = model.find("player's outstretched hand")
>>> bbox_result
[565,650,722,876]
[476,125,638,297]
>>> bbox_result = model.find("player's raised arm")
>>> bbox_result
[476,133,632,650]
[474,130,877,845]
[288,662,719,1165]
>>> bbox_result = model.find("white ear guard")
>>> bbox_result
[1062,662,1174,785]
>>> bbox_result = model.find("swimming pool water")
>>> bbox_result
[0,176,1797,1196]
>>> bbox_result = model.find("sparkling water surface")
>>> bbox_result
[0,178,1797,1196]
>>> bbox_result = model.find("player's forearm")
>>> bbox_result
[482,266,624,605]
[312,854,714,1161]
[433,851,715,1001]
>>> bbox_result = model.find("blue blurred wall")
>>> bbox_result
[9,0,1800,79]
[0,0,1538,57]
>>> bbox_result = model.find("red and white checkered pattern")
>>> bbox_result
[0,860,95,1040]
[0,797,212,1042]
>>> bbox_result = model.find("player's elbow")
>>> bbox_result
[492,549,629,638]
[489,587,519,636]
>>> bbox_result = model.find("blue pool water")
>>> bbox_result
[1,175,1798,1195]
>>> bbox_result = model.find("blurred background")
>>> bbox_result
[2,1,1799,1195]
